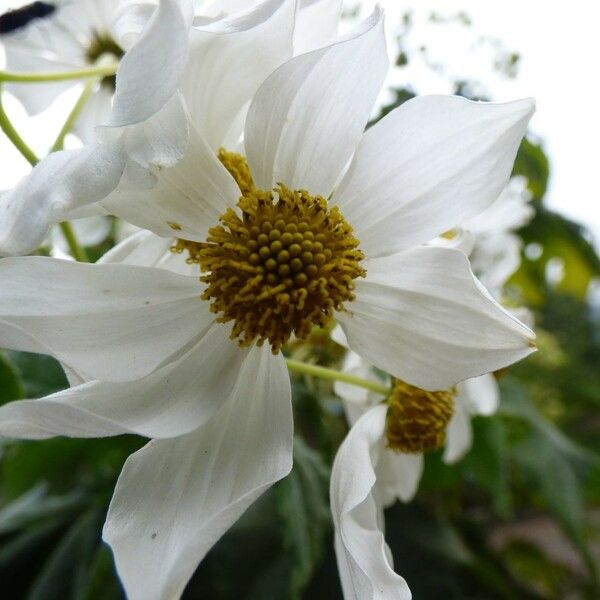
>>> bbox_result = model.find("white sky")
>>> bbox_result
[1,0,599,247]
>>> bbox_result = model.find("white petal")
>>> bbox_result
[182,0,296,149]
[0,257,205,382]
[1,11,84,115]
[101,126,240,241]
[122,92,190,170]
[244,7,387,195]
[0,324,246,440]
[458,373,500,416]
[470,232,522,298]
[99,229,196,275]
[294,0,342,54]
[71,86,114,144]
[106,0,192,127]
[331,405,412,600]
[103,345,292,600]
[376,451,423,505]
[0,141,127,256]
[442,397,472,464]
[338,246,536,390]
[463,176,533,236]
[335,96,535,257]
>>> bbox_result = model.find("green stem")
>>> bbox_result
[0,88,37,166]
[51,77,97,153]
[58,222,89,263]
[285,358,389,395]
[0,63,117,83]
[0,86,89,262]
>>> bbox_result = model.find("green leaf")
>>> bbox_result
[6,351,68,398]
[0,484,86,535]
[274,438,331,599]
[79,545,122,600]
[499,379,598,583]
[512,137,550,201]
[461,417,512,518]
[0,351,25,404]
[27,509,101,600]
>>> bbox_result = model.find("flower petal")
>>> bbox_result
[338,246,536,390]
[101,125,240,242]
[442,396,472,465]
[103,344,292,599]
[0,324,247,440]
[0,257,205,382]
[294,0,342,54]
[99,229,196,275]
[0,141,127,256]
[376,451,424,505]
[331,405,412,600]
[244,6,387,195]
[121,92,190,170]
[182,0,296,149]
[335,96,535,257]
[459,373,500,416]
[105,0,192,127]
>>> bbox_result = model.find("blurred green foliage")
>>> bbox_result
[1,8,599,600]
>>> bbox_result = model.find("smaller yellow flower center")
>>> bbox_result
[385,380,455,453]
[172,151,365,353]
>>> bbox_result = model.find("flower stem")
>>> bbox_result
[51,77,97,152]
[0,88,37,166]
[0,63,117,83]
[58,222,89,263]
[0,86,89,262]
[285,358,389,395]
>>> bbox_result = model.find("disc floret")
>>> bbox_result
[190,172,365,352]
[385,380,455,453]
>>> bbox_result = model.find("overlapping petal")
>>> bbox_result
[0,257,205,382]
[0,141,127,256]
[338,246,536,390]
[244,6,387,195]
[331,405,412,600]
[102,125,240,241]
[182,0,296,149]
[335,95,535,258]
[106,0,193,127]
[294,0,342,54]
[103,344,293,599]
[0,324,246,440]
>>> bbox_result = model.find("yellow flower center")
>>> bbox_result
[172,150,365,353]
[385,379,455,453]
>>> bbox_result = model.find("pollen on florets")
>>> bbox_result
[198,184,365,352]
[385,379,455,453]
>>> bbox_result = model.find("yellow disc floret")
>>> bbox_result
[385,379,455,453]
[172,151,365,352]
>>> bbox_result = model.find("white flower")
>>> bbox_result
[0,0,192,139]
[435,176,534,298]
[330,344,499,599]
[0,8,534,598]
[0,0,194,257]
[0,0,342,257]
